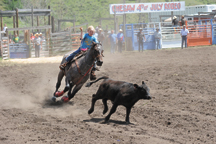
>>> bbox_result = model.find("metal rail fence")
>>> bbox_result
[160,22,182,48]
[120,23,162,51]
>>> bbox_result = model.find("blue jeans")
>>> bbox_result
[35,45,41,57]
[66,47,81,62]
[138,41,144,52]
[155,39,160,49]
[111,43,116,54]
[181,36,187,49]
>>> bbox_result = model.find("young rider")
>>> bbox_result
[59,25,99,80]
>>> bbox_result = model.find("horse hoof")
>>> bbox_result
[61,96,69,103]
[55,91,64,97]
[51,96,56,102]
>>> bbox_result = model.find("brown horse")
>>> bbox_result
[52,42,104,103]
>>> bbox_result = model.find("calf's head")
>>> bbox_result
[134,81,151,100]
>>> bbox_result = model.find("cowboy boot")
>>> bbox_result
[59,61,68,71]
[90,68,97,81]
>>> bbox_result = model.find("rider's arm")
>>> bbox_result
[93,35,99,43]
[80,27,83,40]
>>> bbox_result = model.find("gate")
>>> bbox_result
[212,22,216,45]
[187,19,212,47]
[120,23,161,51]
[49,31,73,56]
[187,25,212,47]
[0,32,10,60]
[160,23,182,48]
[9,43,29,58]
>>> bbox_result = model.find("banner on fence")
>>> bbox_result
[109,1,185,14]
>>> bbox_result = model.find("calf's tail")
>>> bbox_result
[86,76,109,87]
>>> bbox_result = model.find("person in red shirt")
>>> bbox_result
[30,33,35,42]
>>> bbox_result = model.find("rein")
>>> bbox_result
[74,51,101,85]
[75,62,93,85]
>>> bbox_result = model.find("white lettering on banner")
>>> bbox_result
[109,1,185,14]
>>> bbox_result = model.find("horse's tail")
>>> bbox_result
[85,76,109,87]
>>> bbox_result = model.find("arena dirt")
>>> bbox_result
[0,46,216,144]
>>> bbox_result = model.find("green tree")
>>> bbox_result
[3,0,22,10]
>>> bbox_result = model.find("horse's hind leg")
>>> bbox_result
[61,82,74,102]
[61,84,83,103]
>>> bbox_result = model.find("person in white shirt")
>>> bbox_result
[180,25,189,49]
[2,24,7,33]
[154,28,161,50]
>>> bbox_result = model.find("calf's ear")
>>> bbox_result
[142,81,145,84]
[134,84,139,89]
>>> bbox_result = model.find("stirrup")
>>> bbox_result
[59,62,67,71]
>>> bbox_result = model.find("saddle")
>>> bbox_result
[60,50,88,72]
[69,50,88,63]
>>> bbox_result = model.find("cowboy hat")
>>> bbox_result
[119,29,123,32]
[173,16,177,19]
[35,33,38,36]
[98,28,102,31]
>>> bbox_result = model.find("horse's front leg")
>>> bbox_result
[61,83,84,103]
[53,70,64,96]
[52,78,71,102]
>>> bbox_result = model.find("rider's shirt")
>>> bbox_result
[80,33,98,49]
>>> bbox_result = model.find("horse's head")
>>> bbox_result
[91,41,104,66]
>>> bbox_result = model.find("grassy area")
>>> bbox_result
[1,0,215,32]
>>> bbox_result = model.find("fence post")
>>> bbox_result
[211,19,213,45]
[0,33,2,57]
[159,22,162,49]
[15,8,19,36]
[48,29,52,57]
[51,16,55,33]
[131,24,134,51]
[31,6,34,33]
[27,30,31,58]
[13,16,16,35]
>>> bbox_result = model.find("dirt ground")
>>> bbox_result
[0,46,216,144]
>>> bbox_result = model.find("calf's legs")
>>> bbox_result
[125,107,132,123]
[102,98,108,115]
[104,103,118,123]
[88,94,97,114]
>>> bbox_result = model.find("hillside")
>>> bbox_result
[0,0,216,32]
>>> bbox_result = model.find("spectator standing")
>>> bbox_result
[109,30,117,54]
[172,16,179,27]
[2,24,7,35]
[154,28,161,50]
[33,33,42,57]
[180,25,189,49]
[98,28,105,49]
[180,15,185,26]
[94,32,98,41]
[137,28,146,52]
[12,33,20,43]
[30,33,35,41]
[117,29,125,53]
